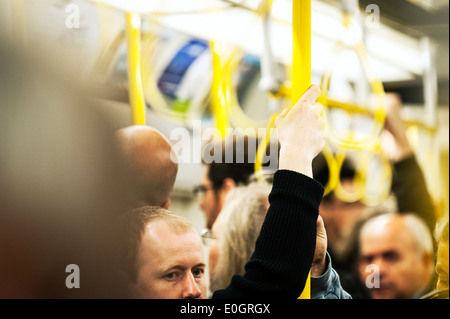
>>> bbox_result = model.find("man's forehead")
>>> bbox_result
[139,220,204,266]
[361,230,415,255]
[143,220,198,245]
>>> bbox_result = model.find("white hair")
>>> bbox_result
[361,213,433,255]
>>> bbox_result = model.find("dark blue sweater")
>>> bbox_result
[213,170,324,299]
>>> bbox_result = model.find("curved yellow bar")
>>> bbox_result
[333,148,366,203]
[223,49,274,131]
[254,113,278,173]
[322,144,339,196]
[360,146,393,207]
[125,12,146,125]
[326,144,393,205]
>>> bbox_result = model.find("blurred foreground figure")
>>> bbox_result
[0,38,128,298]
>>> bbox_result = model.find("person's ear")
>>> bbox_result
[161,198,171,209]
[221,178,236,192]
[422,250,433,267]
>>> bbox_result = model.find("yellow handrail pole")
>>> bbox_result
[210,41,230,137]
[294,0,312,299]
[125,12,146,125]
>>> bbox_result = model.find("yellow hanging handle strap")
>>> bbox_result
[293,0,312,300]
[319,11,385,150]
[125,12,146,125]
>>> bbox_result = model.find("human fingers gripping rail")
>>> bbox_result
[276,85,327,178]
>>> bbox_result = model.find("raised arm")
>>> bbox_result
[212,85,327,299]
[381,93,437,232]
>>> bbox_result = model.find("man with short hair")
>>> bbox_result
[197,135,259,229]
[198,134,279,230]
[125,206,207,299]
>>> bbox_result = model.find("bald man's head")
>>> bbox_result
[115,125,178,209]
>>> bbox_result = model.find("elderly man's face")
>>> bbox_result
[129,220,207,299]
[358,217,433,299]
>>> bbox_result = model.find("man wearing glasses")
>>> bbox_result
[194,134,277,234]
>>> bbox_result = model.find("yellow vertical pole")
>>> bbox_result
[125,12,146,125]
[210,41,230,137]
[293,0,312,299]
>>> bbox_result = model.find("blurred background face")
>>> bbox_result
[198,166,222,229]
[207,203,232,282]
[130,220,207,299]
[358,218,432,299]
[319,192,368,258]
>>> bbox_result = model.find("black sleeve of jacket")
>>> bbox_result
[212,169,324,299]
[391,155,436,232]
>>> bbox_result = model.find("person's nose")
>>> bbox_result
[198,195,207,212]
[372,256,388,279]
[181,273,202,299]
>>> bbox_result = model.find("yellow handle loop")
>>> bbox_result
[254,113,278,173]
[321,144,340,196]
[211,2,283,132]
[333,148,366,203]
[360,144,393,207]
[323,142,392,206]
[319,12,386,150]
[220,47,271,131]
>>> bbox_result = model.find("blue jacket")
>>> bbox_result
[311,252,352,299]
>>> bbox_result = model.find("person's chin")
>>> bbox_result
[371,284,396,299]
